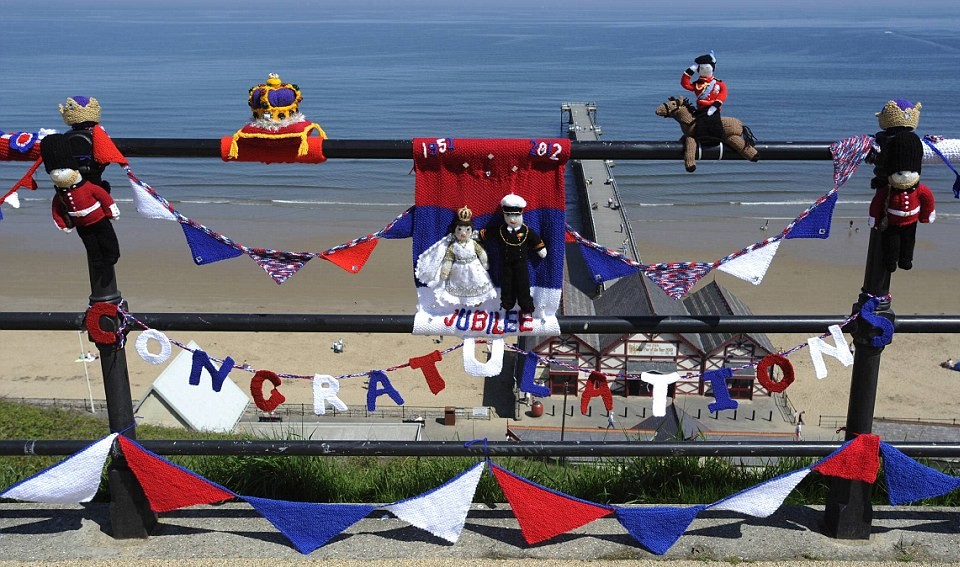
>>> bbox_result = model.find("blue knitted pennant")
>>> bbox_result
[880,443,960,506]
[784,192,837,239]
[243,496,374,554]
[180,222,243,265]
[577,241,639,283]
[381,208,414,239]
[614,505,705,555]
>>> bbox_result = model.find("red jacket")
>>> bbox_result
[869,183,935,228]
[681,73,727,109]
[51,180,118,230]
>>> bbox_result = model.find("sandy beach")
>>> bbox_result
[1,204,958,431]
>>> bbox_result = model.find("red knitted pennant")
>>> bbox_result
[491,463,612,545]
[320,239,379,273]
[92,125,129,166]
[813,434,881,483]
[118,436,234,512]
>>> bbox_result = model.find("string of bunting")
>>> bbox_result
[3,432,960,555]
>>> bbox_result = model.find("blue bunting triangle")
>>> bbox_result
[614,505,705,555]
[880,443,960,506]
[576,240,639,283]
[784,192,838,240]
[243,496,374,554]
[381,208,414,239]
[179,222,244,265]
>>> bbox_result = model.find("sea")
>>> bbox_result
[1,0,959,253]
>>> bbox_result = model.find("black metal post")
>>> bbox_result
[86,259,156,538]
[823,227,893,539]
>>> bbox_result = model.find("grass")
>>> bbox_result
[2,399,959,505]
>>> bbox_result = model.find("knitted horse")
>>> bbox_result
[655,96,758,172]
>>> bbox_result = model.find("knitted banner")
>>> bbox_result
[812,434,881,483]
[880,442,960,505]
[707,468,811,517]
[385,462,484,543]
[411,138,568,337]
[614,505,705,555]
[0,434,115,504]
[243,496,374,554]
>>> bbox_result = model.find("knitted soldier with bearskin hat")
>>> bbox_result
[478,194,547,313]
[59,96,114,192]
[42,134,121,270]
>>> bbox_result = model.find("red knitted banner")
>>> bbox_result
[320,239,379,273]
[813,434,881,483]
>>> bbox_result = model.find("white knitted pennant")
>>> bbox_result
[717,240,781,285]
[3,191,20,208]
[130,179,177,221]
[462,338,504,377]
[1,434,116,503]
[707,468,811,517]
[385,462,484,543]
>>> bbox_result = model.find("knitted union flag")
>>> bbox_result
[411,138,568,337]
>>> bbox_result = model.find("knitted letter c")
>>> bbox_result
[250,370,286,412]
[85,302,119,345]
[756,354,795,393]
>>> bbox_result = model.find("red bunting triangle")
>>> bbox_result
[92,125,129,166]
[118,436,235,512]
[813,434,880,483]
[320,238,379,273]
[491,463,612,545]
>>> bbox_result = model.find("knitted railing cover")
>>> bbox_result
[411,138,568,337]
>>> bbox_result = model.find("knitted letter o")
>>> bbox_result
[251,370,286,412]
[756,354,795,393]
[85,302,119,345]
[135,329,172,365]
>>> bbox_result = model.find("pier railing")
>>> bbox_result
[2,137,959,541]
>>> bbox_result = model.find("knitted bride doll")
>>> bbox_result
[416,205,497,307]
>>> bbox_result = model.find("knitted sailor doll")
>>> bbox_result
[681,50,727,141]
[478,194,547,313]
[58,96,115,192]
[869,131,935,271]
[416,206,497,307]
[42,134,120,269]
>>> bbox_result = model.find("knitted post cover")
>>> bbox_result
[242,496,373,554]
[411,138,568,337]
[118,436,235,512]
[490,462,613,545]
[708,468,811,517]
[0,434,116,503]
[613,505,705,555]
[783,192,838,239]
[385,462,484,543]
[716,240,780,285]
[812,434,881,483]
[880,442,960,505]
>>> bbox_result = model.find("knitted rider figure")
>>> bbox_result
[869,131,935,272]
[478,194,547,313]
[58,96,113,193]
[681,50,727,141]
[42,134,121,270]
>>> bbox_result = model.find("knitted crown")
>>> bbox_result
[876,99,921,130]
[59,96,101,126]
[457,205,473,222]
[248,73,302,122]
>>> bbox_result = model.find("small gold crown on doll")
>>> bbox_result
[59,96,101,126]
[457,205,473,222]
[248,73,303,122]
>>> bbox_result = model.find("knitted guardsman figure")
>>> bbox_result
[869,131,936,271]
[478,194,547,313]
[871,99,923,189]
[42,134,121,270]
[59,96,114,192]
[681,50,727,141]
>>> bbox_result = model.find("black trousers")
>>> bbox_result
[77,220,121,269]
[879,222,917,271]
[500,259,534,312]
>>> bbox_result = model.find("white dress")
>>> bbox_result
[416,235,497,307]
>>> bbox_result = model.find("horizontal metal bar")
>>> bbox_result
[1,312,958,334]
[112,139,837,161]
[2,439,959,458]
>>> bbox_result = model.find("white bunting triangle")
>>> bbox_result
[1,434,117,503]
[130,179,177,221]
[717,240,781,285]
[707,467,810,517]
[3,191,21,208]
[385,461,484,543]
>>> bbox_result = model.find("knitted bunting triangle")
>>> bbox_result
[0,188,20,208]
[784,192,838,239]
[880,442,960,505]
[642,262,713,300]
[320,239,379,273]
[717,240,781,285]
[0,434,116,503]
[180,222,244,265]
[385,462,484,543]
[243,496,374,554]
[812,434,880,483]
[614,505,705,555]
[490,462,613,545]
[118,436,235,512]
[130,180,177,221]
[707,467,811,517]
[830,134,873,188]
[576,239,639,283]
[246,249,314,284]
[380,209,414,239]
[91,124,129,166]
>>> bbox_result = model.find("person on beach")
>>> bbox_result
[416,205,497,308]
[607,412,617,429]
[941,359,960,372]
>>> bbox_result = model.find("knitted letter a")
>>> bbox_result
[367,370,405,411]
[580,371,613,415]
